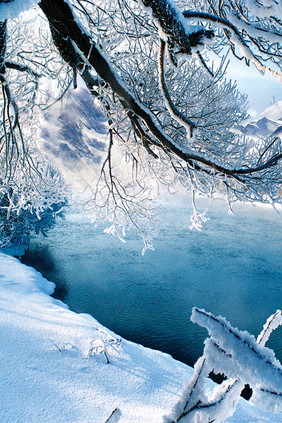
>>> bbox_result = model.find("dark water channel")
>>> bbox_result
[21,199,282,367]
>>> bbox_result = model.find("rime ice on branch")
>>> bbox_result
[165,308,282,422]
[139,0,214,55]
[1,0,282,248]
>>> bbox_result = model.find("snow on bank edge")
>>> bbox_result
[0,253,280,422]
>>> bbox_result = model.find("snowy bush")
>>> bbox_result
[164,308,282,422]
[50,327,122,365]
[0,165,67,252]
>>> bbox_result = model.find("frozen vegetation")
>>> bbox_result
[0,1,281,421]
[0,252,281,422]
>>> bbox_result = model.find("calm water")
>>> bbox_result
[21,199,282,367]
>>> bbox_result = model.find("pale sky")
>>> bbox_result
[226,59,282,117]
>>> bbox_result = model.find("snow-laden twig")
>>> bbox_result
[85,338,110,363]
[166,308,282,422]
[190,191,209,231]
[191,308,282,392]
[158,38,197,139]
[182,10,282,82]
[257,310,282,347]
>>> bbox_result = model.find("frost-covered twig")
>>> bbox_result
[257,309,282,347]
[166,308,282,422]
[191,308,282,389]
[182,9,282,81]
[49,339,73,352]
[86,338,110,363]
[158,38,197,139]
[190,191,209,231]
[85,329,123,363]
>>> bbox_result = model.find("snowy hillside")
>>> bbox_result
[234,101,282,139]
[0,253,281,422]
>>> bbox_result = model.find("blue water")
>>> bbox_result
[21,199,282,367]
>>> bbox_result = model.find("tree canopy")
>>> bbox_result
[0,0,281,248]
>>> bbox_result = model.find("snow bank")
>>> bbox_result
[0,252,281,422]
[0,253,191,422]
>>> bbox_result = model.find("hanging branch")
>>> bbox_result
[140,0,214,56]
[182,10,282,81]
[39,0,282,185]
[158,38,197,138]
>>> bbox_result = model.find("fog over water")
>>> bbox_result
[22,199,282,367]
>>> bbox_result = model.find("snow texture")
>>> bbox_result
[0,252,192,422]
[0,253,281,422]
[0,0,39,20]
[191,307,282,414]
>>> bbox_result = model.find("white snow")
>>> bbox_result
[0,252,281,422]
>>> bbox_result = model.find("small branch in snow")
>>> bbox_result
[182,10,282,82]
[105,407,122,423]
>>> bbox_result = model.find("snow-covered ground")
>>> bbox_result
[0,252,281,422]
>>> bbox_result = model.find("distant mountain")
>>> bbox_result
[234,101,282,139]
[259,100,282,122]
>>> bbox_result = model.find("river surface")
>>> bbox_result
[21,199,282,367]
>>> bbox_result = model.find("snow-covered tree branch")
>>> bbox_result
[0,0,281,248]
[0,7,68,251]
[164,307,282,422]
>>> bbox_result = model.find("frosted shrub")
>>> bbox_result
[0,166,67,252]
[50,327,122,365]
[85,339,111,363]
[85,329,122,363]
[164,308,282,422]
